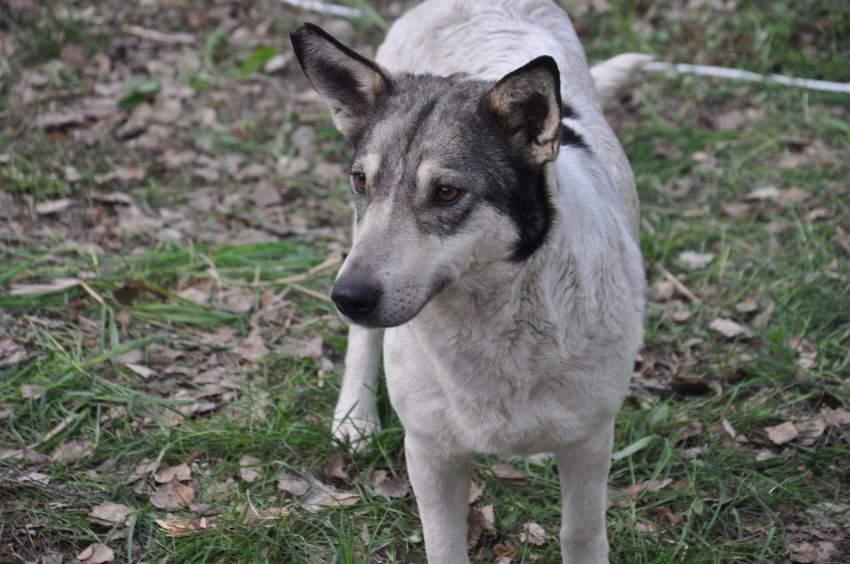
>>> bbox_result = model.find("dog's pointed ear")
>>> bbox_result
[483,56,563,166]
[290,23,389,138]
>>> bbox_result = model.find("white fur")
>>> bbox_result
[330,1,645,562]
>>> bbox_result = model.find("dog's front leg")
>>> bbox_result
[332,325,383,450]
[554,426,615,564]
[406,435,471,564]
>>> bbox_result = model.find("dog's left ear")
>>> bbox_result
[484,56,562,166]
[290,23,389,138]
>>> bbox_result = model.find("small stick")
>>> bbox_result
[657,265,700,304]
[123,24,195,45]
[644,62,850,95]
[279,0,362,18]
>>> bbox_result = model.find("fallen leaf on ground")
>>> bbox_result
[125,363,155,378]
[820,407,850,426]
[467,504,496,549]
[735,296,760,314]
[154,462,191,483]
[35,198,74,215]
[796,417,826,446]
[156,516,217,537]
[746,185,781,202]
[779,187,811,205]
[677,251,715,270]
[323,452,350,483]
[709,318,752,339]
[236,329,270,363]
[283,336,323,359]
[149,479,195,510]
[76,543,114,563]
[89,502,134,526]
[300,474,360,511]
[371,470,410,498]
[0,337,26,366]
[21,384,45,399]
[10,278,80,296]
[50,440,92,463]
[520,522,546,546]
[277,472,311,497]
[765,421,798,445]
[468,481,484,504]
[722,202,751,217]
[239,455,263,483]
[788,540,837,563]
[490,463,527,484]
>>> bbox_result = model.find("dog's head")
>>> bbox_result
[291,24,563,328]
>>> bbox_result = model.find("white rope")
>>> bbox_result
[644,61,850,95]
[279,0,363,18]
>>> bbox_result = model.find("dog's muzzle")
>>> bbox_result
[331,275,382,321]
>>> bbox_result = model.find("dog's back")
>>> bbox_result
[376,0,640,238]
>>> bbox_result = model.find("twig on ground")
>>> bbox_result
[645,62,850,94]
[279,0,362,18]
[657,265,700,304]
[123,24,195,45]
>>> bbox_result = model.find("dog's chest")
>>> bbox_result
[383,320,628,456]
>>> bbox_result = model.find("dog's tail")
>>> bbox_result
[591,53,654,107]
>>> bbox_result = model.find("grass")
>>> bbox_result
[1,0,849,562]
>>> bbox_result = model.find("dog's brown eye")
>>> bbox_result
[351,173,366,194]
[435,185,461,204]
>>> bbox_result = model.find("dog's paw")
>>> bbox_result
[331,413,379,452]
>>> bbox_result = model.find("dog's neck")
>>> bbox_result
[412,153,643,344]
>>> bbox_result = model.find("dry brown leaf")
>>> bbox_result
[236,329,270,363]
[239,455,263,483]
[468,481,485,504]
[722,201,751,217]
[788,540,837,563]
[10,278,80,296]
[277,472,311,497]
[721,419,737,440]
[76,543,114,563]
[709,318,752,339]
[124,363,155,379]
[300,474,360,512]
[149,479,195,510]
[796,417,827,446]
[520,522,546,546]
[35,198,74,215]
[560,0,612,17]
[225,289,255,314]
[820,406,850,426]
[634,521,656,535]
[283,336,323,360]
[156,516,216,537]
[735,296,760,314]
[154,462,191,483]
[89,502,134,526]
[323,452,350,483]
[21,384,45,399]
[490,463,527,484]
[765,421,798,445]
[467,504,496,550]
[50,440,92,463]
[677,251,715,270]
[779,187,811,206]
[647,280,675,302]
[370,470,410,498]
[0,337,26,366]
[746,185,781,202]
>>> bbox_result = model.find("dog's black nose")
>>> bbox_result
[331,277,381,319]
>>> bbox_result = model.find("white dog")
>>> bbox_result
[291,1,647,561]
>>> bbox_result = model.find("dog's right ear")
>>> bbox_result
[290,23,389,138]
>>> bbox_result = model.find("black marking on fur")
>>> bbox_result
[560,123,589,150]
[500,160,554,262]
[561,102,578,119]
[404,98,438,153]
